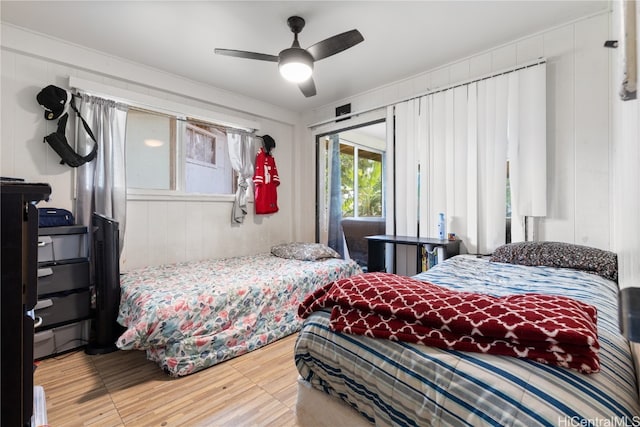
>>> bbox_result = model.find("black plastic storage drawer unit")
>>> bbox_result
[37,225,88,263]
[35,225,91,359]
[37,261,89,294]
[33,319,91,360]
[34,290,91,328]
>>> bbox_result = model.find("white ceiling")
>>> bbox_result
[1,1,608,113]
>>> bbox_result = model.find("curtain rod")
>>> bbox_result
[307,57,547,129]
[185,116,255,136]
[83,92,255,135]
[69,76,259,133]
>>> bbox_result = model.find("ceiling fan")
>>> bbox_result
[215,16,364,97]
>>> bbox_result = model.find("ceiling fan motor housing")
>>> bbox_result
[287,16,306,34]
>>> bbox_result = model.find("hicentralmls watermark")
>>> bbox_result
[558,416,640,427]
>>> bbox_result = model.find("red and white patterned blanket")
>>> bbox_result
[298,272,600,373]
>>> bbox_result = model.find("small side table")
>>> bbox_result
[365,235,461,273]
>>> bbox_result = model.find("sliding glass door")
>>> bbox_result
[316,121,386,259]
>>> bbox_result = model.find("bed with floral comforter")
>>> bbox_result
[117,252,361,376]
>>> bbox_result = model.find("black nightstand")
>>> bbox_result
[365,234,461,273]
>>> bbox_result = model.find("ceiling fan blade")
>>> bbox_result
[307,29,364,61]
[214,48,279,62]
[298,77,317,97]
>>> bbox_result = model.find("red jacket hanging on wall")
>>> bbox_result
[253,147,280,214]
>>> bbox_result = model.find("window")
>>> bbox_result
[125,109,236,195]
[340,143,383,217]
[183,122,234,195]
[125,109,174,190]
[185,124,216,166]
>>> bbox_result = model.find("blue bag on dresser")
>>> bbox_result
[38,208,75,227]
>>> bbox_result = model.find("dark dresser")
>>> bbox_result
[35,225,91,358]
[1,181,51,427]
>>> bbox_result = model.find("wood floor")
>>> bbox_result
[33,334,303,426]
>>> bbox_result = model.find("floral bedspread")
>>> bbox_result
[117,253,361,376]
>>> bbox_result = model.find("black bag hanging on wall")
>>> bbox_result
[43,112,97,167]
[37,85,98,168]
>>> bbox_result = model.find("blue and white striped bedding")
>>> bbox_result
[294,256,640,426]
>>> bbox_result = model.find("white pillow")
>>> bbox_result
[271,242,341,261]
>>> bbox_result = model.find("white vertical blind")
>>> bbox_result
[385,106,396,272]
[393,100,421,273]
[390,63,546,255]
[417,96,429,236]
[426,93,447,237]
[466,83,479,253]
[477,75,509,254]
[453,86,470,251]
[507,72,525,243]
[515,65,548,217]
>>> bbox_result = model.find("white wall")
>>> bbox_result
[1,24,303,271]
[301,12,612,251]
[610,1,640,290]
[1,11,621,272]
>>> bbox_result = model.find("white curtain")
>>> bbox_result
[385,106,396,271]
[75,94,128,251]
[513,66,548,217]
[391,63,546,255]
[227,132,258,224]
[392,99,423,274]
[466,84,479,253]
[476,75,509,253]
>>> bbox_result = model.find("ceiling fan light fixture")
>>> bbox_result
[278,48,313,83]
[279,62,312,83]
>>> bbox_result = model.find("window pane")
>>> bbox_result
[184,122,234,195]
[125,110,172,190]
[340,147,354,217]
[125,110,238,195]
[357,151,383,216]
[186,127,216,165]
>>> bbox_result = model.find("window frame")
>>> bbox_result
[125,110,237,199]
[68,76,259,203]
[313,118,387,244]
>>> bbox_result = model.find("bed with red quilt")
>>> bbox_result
[294,245,639,426]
